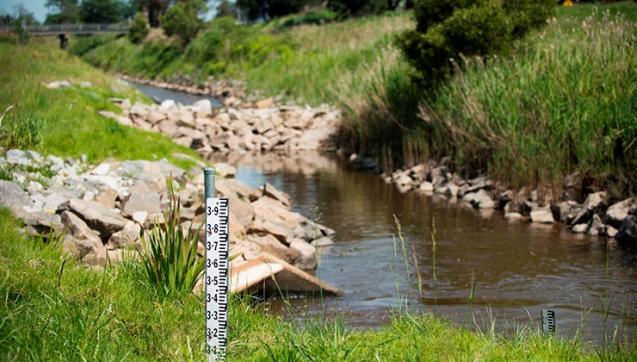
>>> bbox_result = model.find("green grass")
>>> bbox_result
[1,207,634,360]
[0,40,201,169]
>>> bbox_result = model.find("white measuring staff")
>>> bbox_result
[204,168,229,361]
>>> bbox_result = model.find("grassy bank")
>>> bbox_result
[72,12,413,105]
[1,207,634,360]
[0,41,199,169]
[341,3,637,195]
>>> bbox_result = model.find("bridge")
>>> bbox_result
[0,23,130,48]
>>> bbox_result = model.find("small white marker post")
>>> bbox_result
[204,168,229,361]
[541,309,556,334]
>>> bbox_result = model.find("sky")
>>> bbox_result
[1,0,48,21]
[0,0,220,22]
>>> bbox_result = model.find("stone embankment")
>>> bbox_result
[349,155,637,244]
[100,98,340,159]
[0,149,335,271]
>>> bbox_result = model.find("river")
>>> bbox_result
[134,83,637,346]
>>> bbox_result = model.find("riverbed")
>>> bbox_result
[134,83,637,346]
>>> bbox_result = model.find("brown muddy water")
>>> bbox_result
[215,152,637,346]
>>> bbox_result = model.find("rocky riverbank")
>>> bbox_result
[351,155,637,244]
[0,149,335,271]
[100,96,340,159]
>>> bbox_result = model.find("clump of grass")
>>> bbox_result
[1,115,44,149]
[140,182,205,298]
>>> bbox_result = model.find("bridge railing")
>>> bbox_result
[0,23,130,34]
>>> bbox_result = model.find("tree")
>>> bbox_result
[79,0,128,23]
[134,0,171,27]
[236,0,266,21]
[161,0,206,46]
[215,0,235,18]
[129,12,149,43]
[45,0,79,24]
[399,0,554,86]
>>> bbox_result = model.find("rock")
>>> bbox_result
[463,189,495,209]
[393,173,413,192]
[132,210,148,225]
[311,236,333,247]
[159,99,176,110]
[215,163,236,178]
[616,212,637,245]
[552,201,579,224]
[45,80,71,89]
[248,217,294,245]
[607,226,618,238]
[62,198,128,238]
[192,99,212,115]
[6,149,32,166]
[63,234,105,262]
[0,180,33,215]
[587,214,604,236]
[571,192,607,225]
[95,188,118,209]
[572,223,588,234]
[418,181,434,193]
[252,198,301,230]
[504,212,523,221]
[123,182,161,217]
[61,210,102,245]
[530,207,554,224]
[107,222,142,249]
[605,198,633,229]
[255,97,274,109]
[23,212,64,235]
[289,239,317,270]
[246,234,299,265]
[261,183,291,208]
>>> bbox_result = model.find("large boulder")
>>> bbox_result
[61,211,102,245]
[530,207,554,224]
[289,238,317,270]
[107,221,142,250]
[605,198,633,229]
[61,199,128,238]
[248,217,294,245]
[123,181,161,217]
[571,192,607,225]
[463,189,495,209]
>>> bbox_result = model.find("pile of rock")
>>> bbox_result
[378,161,637,244]
[101,98,340,158]
[0,149,334,270]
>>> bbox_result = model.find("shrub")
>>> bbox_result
[140,182,205,298]
[161,0,206,46]
[129,13,149,44]
[278,9,339,29]
[68,35,110,56]
[399,0,554,85]
[328,0,389,16]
